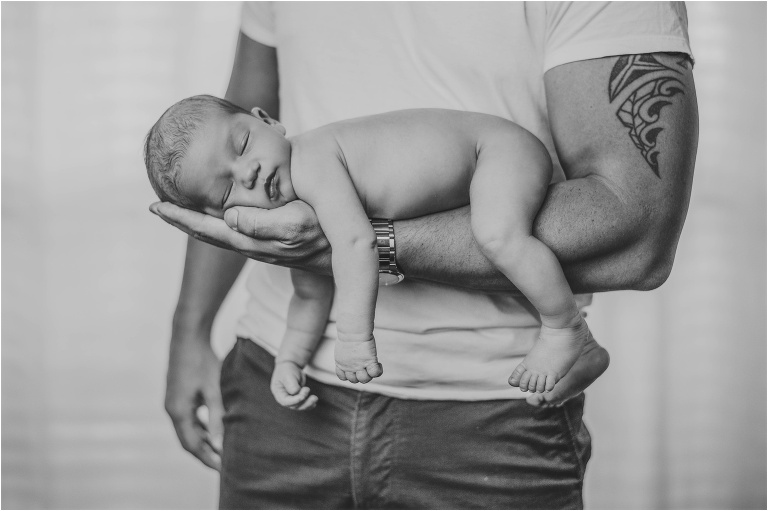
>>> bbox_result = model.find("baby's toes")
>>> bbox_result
[336,367,348,381]
[508,365,526,387]
[518,371,532,393]
[526,392,546,407]
[356,369,372,384]
[527,374,539,393]
[544,374,557,392]
[535,375,546,393]
[345,371,360,384]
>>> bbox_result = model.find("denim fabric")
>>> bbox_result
[220,339,591,510]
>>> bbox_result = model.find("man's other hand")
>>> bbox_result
[150,200,332,274]
[165,336,225,471]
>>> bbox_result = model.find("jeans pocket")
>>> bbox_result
[220,339,243,406]
[559,394,592,481]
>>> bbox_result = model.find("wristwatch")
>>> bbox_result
[370,218,404,286]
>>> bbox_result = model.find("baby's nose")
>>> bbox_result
[239,164,259,189]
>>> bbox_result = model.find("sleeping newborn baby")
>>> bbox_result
[144,95,599,409]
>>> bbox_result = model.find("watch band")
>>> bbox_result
[370,218,404,285]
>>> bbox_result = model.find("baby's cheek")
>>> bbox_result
[205,207,226,219]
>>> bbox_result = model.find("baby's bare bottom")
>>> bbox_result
[330,121,595,388]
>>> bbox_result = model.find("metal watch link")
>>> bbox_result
[369,218,404,286]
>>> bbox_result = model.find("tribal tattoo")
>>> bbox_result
[609,54,689,177]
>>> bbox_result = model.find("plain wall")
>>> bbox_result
[2,2,765,509]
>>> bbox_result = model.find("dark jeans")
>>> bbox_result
[220,339,591,510]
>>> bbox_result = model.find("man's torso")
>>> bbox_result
[236,1,690,399]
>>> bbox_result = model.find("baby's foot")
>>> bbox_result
[335,336,383,384]
[509,317,590,393]
[526,333,609,408]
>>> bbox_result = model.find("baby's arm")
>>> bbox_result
[270,268,334,410]
[293,148,382,384]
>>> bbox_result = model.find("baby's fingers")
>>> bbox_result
[275,386,311,407]
[290,394,319,412]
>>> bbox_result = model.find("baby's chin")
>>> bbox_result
[201,205,226,219]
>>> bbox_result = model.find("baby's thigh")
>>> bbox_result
[469,156,551,237]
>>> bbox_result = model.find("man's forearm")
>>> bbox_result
[398,52,697,295]
[173,237,247,338]
[172,32,276,338]
[224,32,279,116]
[396,175,661,294]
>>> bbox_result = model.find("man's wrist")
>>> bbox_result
[370,218,404,285]
[172,309,216,337]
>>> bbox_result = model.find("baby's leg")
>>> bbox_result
[525,330,610,408]
[470,138,591,393]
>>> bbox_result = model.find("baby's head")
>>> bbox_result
[144,94,296,218]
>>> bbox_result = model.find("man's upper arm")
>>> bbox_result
[225,32,279,116]
[543,53,699,288]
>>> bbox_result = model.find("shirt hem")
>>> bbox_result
[236,336,528,402]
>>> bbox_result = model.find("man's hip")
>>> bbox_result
[220,338,591,509]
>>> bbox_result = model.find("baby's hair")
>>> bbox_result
[143,94,251,209]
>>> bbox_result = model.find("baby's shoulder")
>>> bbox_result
[291,127,347,175]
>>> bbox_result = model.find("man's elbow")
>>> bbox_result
[630,225,682,291]
[634,253,674,291]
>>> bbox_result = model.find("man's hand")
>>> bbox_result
[165,333,225,471]
[150,200,332,274]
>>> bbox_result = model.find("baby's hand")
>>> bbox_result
[270,361,318,411]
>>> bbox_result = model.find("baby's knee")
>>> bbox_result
[471,217,526,262]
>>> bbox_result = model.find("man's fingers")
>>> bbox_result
[151,202,229,239]
[151,202,273,255]
[150,202,217,238]
[171,415,221,471]
[197,441,222,471]
[223,208,241,232]
[151,201,330,273]
[224,206,275,238]
[204,397,225,454]
[225,205,294,240]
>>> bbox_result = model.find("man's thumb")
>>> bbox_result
[224,208,239,232]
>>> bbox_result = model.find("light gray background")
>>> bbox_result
[2,2,765,509]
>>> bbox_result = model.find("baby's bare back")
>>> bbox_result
[303,109,511,219]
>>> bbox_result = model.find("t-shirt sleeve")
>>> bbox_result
[544,1,693,73]
[240,1,276,47]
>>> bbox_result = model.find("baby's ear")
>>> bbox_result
[251,107,269,119]
[252,107,286,136]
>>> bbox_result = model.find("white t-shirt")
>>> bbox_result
[236,1,692,400]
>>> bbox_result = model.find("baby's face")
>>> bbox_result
[177,109,296,218]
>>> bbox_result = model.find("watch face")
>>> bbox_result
[379,272,404,286]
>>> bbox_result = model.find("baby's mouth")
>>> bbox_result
[265,171,278,200]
